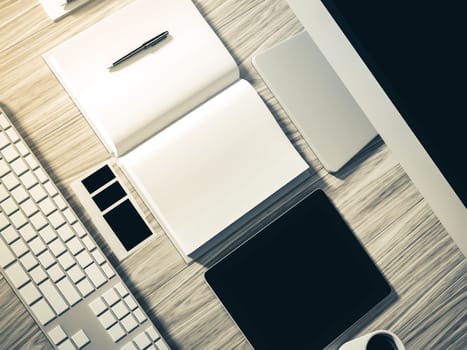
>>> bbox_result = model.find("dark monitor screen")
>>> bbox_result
[321,0,466,207]
[205,190,391,350]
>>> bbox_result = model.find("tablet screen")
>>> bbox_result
[205,190,391,349]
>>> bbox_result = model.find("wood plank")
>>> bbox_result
[0,0,48,55]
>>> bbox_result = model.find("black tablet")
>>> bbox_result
[205,190,392,350]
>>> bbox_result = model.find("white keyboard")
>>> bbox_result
[0,107,170,350]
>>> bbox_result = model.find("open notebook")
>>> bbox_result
[44,0,309,261]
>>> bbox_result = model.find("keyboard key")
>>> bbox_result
[63,208,77,224]
[30,298,55,325]
[67,237,84,256]
[47,264,65,283]
[5,128,20,142]
[101,263,115,279]
[124,295,138,311]
[39,197,56,216]
[57,277,81,306]
[10,210,27,228]
[108,323,126,342]
[19,223,37,241]
[24,154,39,170]
[11,239,28,257]
[49,211,66,229]
[29,236,47,255]
[57,225,75,242]
[134,332,151,349]
[114,282,129,298]
[76,250,93,268]
[91,250,106,265]
[0,158,9,176]
[0,238,15,268]
[0,133,9,149]
[58,339,76,350]
[76,278,94,297]
[1,196,18,215]
[72,222,86,237]
[121,342,138,350]
[85,263,106,288]
[43,181,58,196]
[20,252,38,271]
[10,158,28,175]
[20,171,38,189]
[15,141,29,157]
[11,185,28,203]
[30,265,48,284]
[81,235,96,251]
[50,239,66,257]
[38,250,55,269]
[155,339,170,350]
[2,144,19,162]
[48,325,67,345]
[0,183,9,201]
[58,252,75,270]
[99,309,117,329]
[3,225,19,243]
[39,280,68,315]
[30,184,47,202]
[30,211,48,230]
[102,289,120,306]
[2,172,20,190]
[121,313,138,333]
[71,329,90,349]
[4,261,30,288]
[18,281,41,305]
[68,265,85,283]
[0,211,9,230]
[35,168,48,183]
[0,114,9,128]
[145,326,160,341]
[133,309,146,324]
[89,297,107,316]
[39,226,57,244]
[55,196,68,211]
[20,198,39,217]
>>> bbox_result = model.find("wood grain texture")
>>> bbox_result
[0,0,466,349]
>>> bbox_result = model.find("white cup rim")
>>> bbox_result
[338,329,405,350]
[365,330,404,350]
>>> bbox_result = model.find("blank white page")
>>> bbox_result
[44,0,238,156]
[120,80,309,260]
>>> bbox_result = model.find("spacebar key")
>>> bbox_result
[38,280,68,315]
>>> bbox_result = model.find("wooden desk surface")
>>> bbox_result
[0,0,465,349]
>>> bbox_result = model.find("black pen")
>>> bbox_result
[110,31,169,68]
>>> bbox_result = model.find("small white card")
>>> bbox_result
[38,0,93,21]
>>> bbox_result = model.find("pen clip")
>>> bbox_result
[142,31,169,47]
